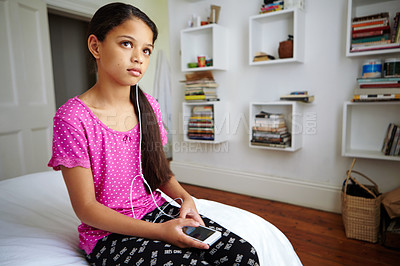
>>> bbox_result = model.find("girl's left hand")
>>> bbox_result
[179,197,205,226]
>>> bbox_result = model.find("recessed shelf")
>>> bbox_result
[345,0,400,57]
[182,101,228,144]
[249,101,303,151]
[342,101,400,161]
[180,24,228,72]
[249,8,305,65]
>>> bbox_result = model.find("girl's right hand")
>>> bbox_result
[158,218,209,250]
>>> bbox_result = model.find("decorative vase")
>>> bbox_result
[278,39,293,59]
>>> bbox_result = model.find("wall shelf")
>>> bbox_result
[249,8,305,65]
[180,24,228,72]
[342,101,400,161]
[345,0,400,57]
[249,101,303,151]
[182,101,228,144]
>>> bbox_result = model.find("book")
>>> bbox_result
[382,123,395,153]
[382,123,400,155]
[289,91,308,95]
[395,131,400,156]
[351,25,390,34]
[350,42,400,52]
[359,83,400,88]
[189,116,213,120]
[254,116,285,124]
[253,52,275,62]
[184,71,214,82]
[185,95,219,101]
[353,94,400,102]
[352,29,389,39]
[354,88,400,95]
[188,134,214,140]
[188,128,214,133]
[250,140,290,148]
[260,1,283,14]
[185,82,218,88]
[351,34,390,44]
[255,111,284,119]
[192,105,212,112]
[357,77,400,84]
[253,55,272,62]
[352,12,389,23]
[351,39,391,47]
[352,17,389,27]
[352,21,389,31]
[280,94,314,103]
[254,122,286,129]
[188,122,213,127]
[252,131,290,139]
[186,98,220,102]
[389,126,400,156]
[185,89,217,96]
[252,126,288,133]
[252,132,291,143]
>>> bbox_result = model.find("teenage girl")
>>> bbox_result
[48,2,259,265]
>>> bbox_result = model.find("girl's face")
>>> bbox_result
[93,17,154,87]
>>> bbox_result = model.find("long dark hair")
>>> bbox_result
[88,2,172,191]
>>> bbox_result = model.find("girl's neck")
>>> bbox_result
[79,82,138,132]
[82,81,132,110]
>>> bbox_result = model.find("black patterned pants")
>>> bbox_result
[86,204,260,266]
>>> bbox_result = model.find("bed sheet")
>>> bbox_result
[0,171,301,266]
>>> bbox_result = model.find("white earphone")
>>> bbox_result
[129,84,181,222]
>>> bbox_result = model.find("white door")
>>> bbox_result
[0,0,56,180]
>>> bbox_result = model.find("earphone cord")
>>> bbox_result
[130,84,182,222]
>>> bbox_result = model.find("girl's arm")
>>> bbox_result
[61,166,208,249]
[159,176,205,227]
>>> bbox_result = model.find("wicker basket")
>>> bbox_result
[341,158,382,243]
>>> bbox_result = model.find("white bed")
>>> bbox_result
[0,171,302,266]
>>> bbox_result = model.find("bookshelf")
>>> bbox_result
[180,24,228,72]
[182,101,228,144]
[249,101,303,151]
[342,101,400,161]
[345,0,400,57]
[249,8,305,65]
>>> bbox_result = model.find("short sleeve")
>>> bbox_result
[48,117,91,171]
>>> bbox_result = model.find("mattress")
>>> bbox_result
[0,171,301,265]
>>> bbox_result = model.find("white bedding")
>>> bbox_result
[0,171,301,266]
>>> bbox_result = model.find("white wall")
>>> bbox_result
[167,0,400,212]
[130,0,171,95]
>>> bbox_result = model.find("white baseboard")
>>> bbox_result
[170,161,341,213]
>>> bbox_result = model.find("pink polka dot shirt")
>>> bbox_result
[48,93,167,255]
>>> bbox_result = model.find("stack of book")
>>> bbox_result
[351,12,400,53]
[187,105,214,141]
[182,71,219,102]
[382,123,400,156]
[251,111,291,148]
[353,77,400,102]
[260,1,283,14]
